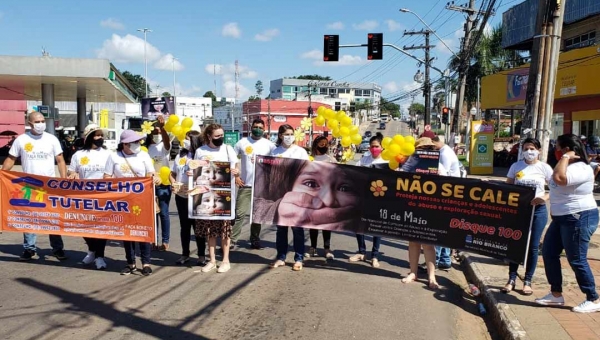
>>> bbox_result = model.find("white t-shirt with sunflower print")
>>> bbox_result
[507,160,553,198]
[194,144,238,166]
[104,151,154,178]
[234,137,275,186]
[69,148,111,179]
[8,131,63,177]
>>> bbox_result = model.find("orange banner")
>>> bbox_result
[0,171,156,243]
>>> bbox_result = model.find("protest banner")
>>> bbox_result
[141,96,176,120]
[188,161,235,220]
[252,156,535,263]
[0,171,156,243]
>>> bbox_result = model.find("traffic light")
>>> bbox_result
[367,33,383,60]
[441,107,450,125]
[323,35,339,62]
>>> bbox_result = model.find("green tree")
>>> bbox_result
[162,91,172,97]
[248,95,260,102]
[409,103,425,116]
[291,74,332,81]
[203,91,221,108]
[380,97,400,116]
[255,80,264,97]
[121,70,150,99]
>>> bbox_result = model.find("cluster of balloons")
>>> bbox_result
[164,115,194,144]
[158,166,171,185]
[315,106,362,148]
[380,134,416,170]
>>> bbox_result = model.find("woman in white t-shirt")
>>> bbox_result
[67,124,111,270]
[193,124,239,274]
[503,137,552,295]
[104,130,158,277]
[535,134,600,314]
[170,130,207,266]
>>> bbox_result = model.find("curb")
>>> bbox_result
[461,252,530,340]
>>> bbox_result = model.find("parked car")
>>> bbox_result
[372,117,380,123]
[358,141,370,153]
[378,122,386,130]
[364,131,372,138]
[393,117,400,121]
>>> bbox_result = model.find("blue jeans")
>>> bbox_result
[436,247,452,267]
[542,208,599,301]
[23,233,63,252]
[123,241,152,266]
[156,185,172,244]
[276,226,305,262]
[509,204,548,282]
[356,234,380,259]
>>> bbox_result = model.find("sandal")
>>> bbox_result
[270,260,286,269]
[348,254,365,262]
[159,244,169,251]
[501,279,516,293]
[292,262,303,271]
[401,272,417,283]
[522,280,533,296]
[371,258,380,268]
[200,261,217,273]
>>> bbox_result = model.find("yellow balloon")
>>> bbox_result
[341,136,351,147]
[393,135,405,145]
[168,115,179,125]
[381,150,391,161]
[140,146,148,153]
[400,143,416,156]
[339,126,350,137]
[389,160,399,170]
[381,137,392,149]
[327,119,339,129]
[332,127,341,138]
[336,111,347,121]
[159,166,171,185]
[164,122,174,133]
[317,106,326,116]
[351,134,362,145]
[171,125,183,137]
[182,127,191,135]
[388,143,401,155]
[404,135,415,145]
[181,117,194,129]
[324,109,335,119]
[341,116,353,127]
[315,115,326,126]
[349,125,359,135]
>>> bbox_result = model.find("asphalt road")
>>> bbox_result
[0,124,495,340]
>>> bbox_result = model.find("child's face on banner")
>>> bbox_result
[213,167,227,183]
[291,162,359,208]
[199,166,214,180]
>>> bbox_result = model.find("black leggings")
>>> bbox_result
[309,229,331,249]
[84,237,106,258]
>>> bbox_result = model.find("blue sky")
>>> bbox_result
[0,0,515,109]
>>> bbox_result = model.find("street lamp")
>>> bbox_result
[171,56,178,96]
[137,28,152,98]
[399,8,458,58]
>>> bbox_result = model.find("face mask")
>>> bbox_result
[152,135,162,144]
[317,146,329,154]
[370,147,383,158]
[183,140,191,150]
[212,138,224,147]
[129,142,141,154]
[524,149,539,162]
[92,138,104,147]
[251,128,264,138]
[283,136,295,146]
[33,122,46,134]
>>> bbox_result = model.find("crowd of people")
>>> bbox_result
[2,111,600,313]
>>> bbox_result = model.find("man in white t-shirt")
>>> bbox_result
[2,111,68,261]
[232,118,275,249]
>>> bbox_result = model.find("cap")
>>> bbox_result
[83,124,106,142]
[120,129,145,143]
[415,137,435,148]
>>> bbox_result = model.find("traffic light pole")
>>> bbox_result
[403,30,434,126]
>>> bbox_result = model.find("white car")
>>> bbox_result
[372,117,380,122]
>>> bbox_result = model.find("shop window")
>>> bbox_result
[320,88,328,95]
[363,90,371,96]
[564,30,596,51]
[354,89,363,97]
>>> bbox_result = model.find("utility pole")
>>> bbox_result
[267,96,272,138]
[172,56,177,96]
[137,28,152,98]
[403,30,434,126]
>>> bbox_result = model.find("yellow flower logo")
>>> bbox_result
[370,180,388,197]
[225,168,230,173]
[300,117,313,131]
[24,143,33,153]
[226,196,231,202]
[294,128,305,142]
[515,171,524,180]
[141,121,155,135]
[205,155,214,161]
[309,156,314,161]
[132,205,141,215]
[80,156,89,166]
[178,157,187,166]
[120,164,130,173]
[245,145,253,155]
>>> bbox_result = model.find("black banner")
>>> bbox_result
[252,156,535,263]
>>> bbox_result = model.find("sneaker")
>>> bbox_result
[535,293,565,306]
[201,261,217,273]
[53,249,68,260]
[19,250,38,261]
[251,241,264,250]
[325,249,335,259]
[120,265,136,275]
[141,266,153,276]
[82,251,96,265]
[573,300,600,313]
[306,247,317,258]
[217,262,231,273]
[94,257,107,270]
[175,256,190,265]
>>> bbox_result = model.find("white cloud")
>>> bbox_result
[222,22,241,38]
[146,78,202,97]
[326,21,344,30]
[222,80,252,99]
[153,53,185,71]
[100,18,125,30]
[203,63,256,98]
[385,19,402,32]
[300,49,322,59]
[435,26,463,56]
[254,28,280,42]
[96,34,161,63]
[353,20,378,31]
[300,49,365,66]
[383,81,400,93]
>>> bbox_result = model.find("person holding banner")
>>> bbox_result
[349,133,387,268]
[194,124,239,274]
[67,124,111,270]
[536,134,600,313]
[170,130,207,266]
[145,116,172,251]
[502,137,552,295]
[307,135,337,259]
[104,130,157,276]
[2,111,68,261]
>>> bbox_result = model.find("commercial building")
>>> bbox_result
[481,0,600,138]
[175,96,212,126]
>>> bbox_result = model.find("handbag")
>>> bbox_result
[120,152,161,214]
